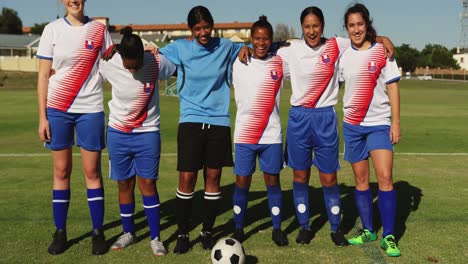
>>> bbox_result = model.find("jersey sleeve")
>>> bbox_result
[383,58,401,84]
[230,41,245,64]
[335,37,351,56]
[98,59,110,82]
[159,42,181,66]
[158,54,176,80]
[101,28,113,53]
[36,24,53,60]
[276,47,290,80]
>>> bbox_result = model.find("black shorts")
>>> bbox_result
[177,122,233,172]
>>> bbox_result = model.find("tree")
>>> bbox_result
[30,22,48,35]
[0,7,23,34]
[419,44,460,69]
[274,23,295,41]
[394,44,420,73]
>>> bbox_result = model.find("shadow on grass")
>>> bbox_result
[70,179,421,253]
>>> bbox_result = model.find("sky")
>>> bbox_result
[0,0,465,50]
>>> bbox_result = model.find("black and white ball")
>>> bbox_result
[211,237,245,264]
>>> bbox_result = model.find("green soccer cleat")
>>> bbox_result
[347,229,377,245]
[380,235,401,257]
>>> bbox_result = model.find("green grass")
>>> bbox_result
[0,73,467,263]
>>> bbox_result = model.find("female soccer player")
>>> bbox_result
[231,15,288,247]
[36,0,112,255]
[99,27,176,256]
[276,6,393,246]
[159,6,247,254]
[339,3,401,257]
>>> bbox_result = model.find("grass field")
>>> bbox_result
[0,71,467,263]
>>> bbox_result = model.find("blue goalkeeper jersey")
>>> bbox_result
[160,37,244,127]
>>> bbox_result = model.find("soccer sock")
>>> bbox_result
[175,189,194,234]
[233,185,249,229]
[323,184,342,232]
[293,181,310,229]
[354,189,374,231]
[87,188,105,230]
[266,184,283,230]
[52,189,70,230]
[202,191,221,232]
[143,194,161,240]
[119,203,135,234]
[378,189,396,237]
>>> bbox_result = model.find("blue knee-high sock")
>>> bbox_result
[293,181,310,228]
[233,185,249,229]
[143,194,161,240]
[323,185,342,232]
[266,185,282,230]
[87,188,104,230]
[52,189,70,230]
[119,203,135,234]
[378,189,396,237]
[354,189,374,231]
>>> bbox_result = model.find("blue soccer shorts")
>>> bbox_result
[46,108,105,151]
[234,143,284,176]
[286,106,340,174]
[343,122,394,164]
[107,127,161,181]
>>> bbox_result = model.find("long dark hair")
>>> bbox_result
[116,26,144,60]
[251,15,273,40]
[344,3,377,43]
[187,6,214,29]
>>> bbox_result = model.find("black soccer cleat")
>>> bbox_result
[199,230,215,250]
[296,227,313,245]
[173,233,190,254]
[91,228,107,255]
[272,228,288,246]
[48,229,67,255]
[232,228,246,243]
[330,229,349,247]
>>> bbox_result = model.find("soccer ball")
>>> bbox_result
[211,237,246,264]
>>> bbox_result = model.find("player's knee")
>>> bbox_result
[53,167,71,182]
[83,168,101,181]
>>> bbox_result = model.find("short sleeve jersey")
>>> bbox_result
[232,54,283,144]
[160,37,244,127]
[36,17,112,113]
[100,52,176,133]
[277,37,350,108]
[339,43,401,126]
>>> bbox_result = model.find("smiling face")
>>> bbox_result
[301,13,324,48]
[346,13,369,49]
[190,19,213,46]
[62,0,85,18]
[251,27,272,60]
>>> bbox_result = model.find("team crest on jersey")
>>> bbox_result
[144,82,154,93]
[85,40,94,50]
[368,61,377,72]
[322,54,331,64]
[270,70,278,81]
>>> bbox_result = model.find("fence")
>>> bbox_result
[0,56,39,72]
[413,67,468,81]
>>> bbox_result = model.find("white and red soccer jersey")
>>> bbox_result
[277,37,350,108]
[36,17,112,113]
[100,52,175,133]
[232,54,283,144]
[339,43,401,126]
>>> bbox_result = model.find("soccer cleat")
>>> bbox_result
[232,228,246,243]
[272,228,288,246]
[150,237,168,256]
[295,227,313,244]
[91,228,107,255]
[381,235,401,257]
[111,232,136,250]
[48,229,67,255]
[347,229,377,245]
[173,233,190,254]
[199,230,215,250]
[330,229,349,247]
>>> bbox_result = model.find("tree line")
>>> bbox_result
[0,7,461,71]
